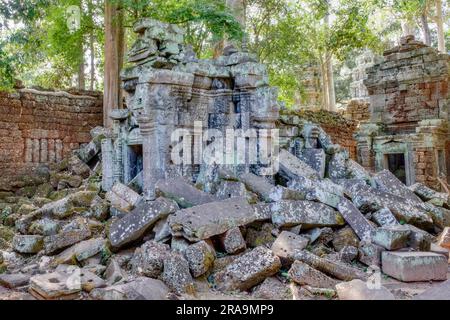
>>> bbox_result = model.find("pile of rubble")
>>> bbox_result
[0,120,449,300]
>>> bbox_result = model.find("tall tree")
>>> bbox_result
[103,0,124,127]
[435,0,446,52]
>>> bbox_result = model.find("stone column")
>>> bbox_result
[101,138,114,191]
[138,113,164,200]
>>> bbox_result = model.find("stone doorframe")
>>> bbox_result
[373,139,415,186]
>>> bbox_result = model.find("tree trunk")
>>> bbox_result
[435,0,446,53]
[401,19,415,37]
[78,50,85,90]
[89,0,95,91]
[326,52,336,112]
[104,0,124,128]
[320,59,329,111]
[224,0,246,49]
[421,13,432,46]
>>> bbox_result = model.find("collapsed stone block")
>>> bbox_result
[12,235,43,253]
[288,261,339,289]
[381,251,448,282]
[44,225,91,255]
[214,246,281,292]
[53,238,106,265]
[374,170,422,204]
[409,183,449,204]
[371,226,411,250]
[162,253,196,295]
[298,149,326,178]
[271,231,309,265]
[184,240,216,277]
[108,197,178,249]
[155,177,218,208]
[106,182,142,212]
[371,208,398,227]
[337,198,374,241]
[90,277,170,300]
[437,227,450,249]
[278,149,319,181]
[169,197,256,242]
[271,200,345,228]
[332,226,360,251]
[413,280,450,300]
[129,240,170,278]
[358,242,385,267]
[29,271,82,300]
[0,274,30,289]
[219,227,246,254]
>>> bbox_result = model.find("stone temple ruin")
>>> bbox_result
[102,19,279,200]
[356,36,450,190]
[1,21,450,300]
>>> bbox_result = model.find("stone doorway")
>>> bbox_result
[384,153,407,184]
[126,144,143,183]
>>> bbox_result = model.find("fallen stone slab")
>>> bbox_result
[382,252,448,282]
[252,277,293,300]
[403,224,433,251]
[372,208,398,227]
[374,170,422,204]
[336,279,395,300]
[288,261,339,289]
[155,177,218,208]
[162,253,196,295]
[0,274,30,289]
[105,182,142,212]
[219,227,246,254]
[293,250,368,281]
[29,272,81,300]
[271,231,309,265]
[328,151,349,180]
[409,183,449,204]
[105,258,127,286]
[239,173,275,202]
[298,149,326,178]
[305,188,342,209]
[413,279,450,300]
[169,197,256,242]
[339,246,359,263]
[430,243,449,260]
[278,149,319,181]
[12,235,43,253]
[437,227,450,249]
[337,198,374,241]
[271,200,345,228]
[371,226,411,250]
[68,155,91,178]
[44,227,91,255]
[332,226,360,251]
[90,277,170,300]
[109,197,178,249]
[215,181,248,200]
[252,203,273,221]
[129,240,170,278]
[214,246,281,292]
[53,238,106,265]
[184,240,216,277]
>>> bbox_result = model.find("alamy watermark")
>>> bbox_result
[170,121,280,176]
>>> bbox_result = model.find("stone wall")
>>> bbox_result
[0,89,103,189]
[280,109,358,160]
[343,99,370,122]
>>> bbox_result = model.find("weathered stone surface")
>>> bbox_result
[214,246,281,292]
[374,170,422,204]
[271,231,309,265]
[382,252,448,282]
[171,236,190,254]
[215,181,247,200]
[44,227,91,255]
[337,198,374,241]
[153,217,171,242]
[12,235,43,253]
[437,227,450,249]
[68,155,91,178]
[278,149,319,181]
[298,149,326,178]
[53,238,106,265]
[219,227,246,254]
[430,243,449,259]
[289,261,339,289]
[252,277,292,300]
[239,173,275,202]
[252,203,272,221]
[372,208,398,227]
[336,279,395,300]
[271,200,345,228]
[106,182,142,212]
[413,280,450,300]
[129,240,170,278]
[184,240,216,277]
[358,242,385,267]
[90,277,170,300]
[169,197,256,242]
[109,197,178,249]
[155,177,218,208]
[371,226,411,250]
[332,226,360,251]
[403,224,433,251]
[29,218,60,236]
[162,253,195,295]
[339,246,359,263]
[29,272,81,299]
[105,258,127,286]
[293,250,368,281]
[245,223,276,248]
[0,274,30,289]
[409,183,449,204]
[328,151,349,180]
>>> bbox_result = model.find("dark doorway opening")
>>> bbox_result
[385,153,406,184]
[128,145,143,181]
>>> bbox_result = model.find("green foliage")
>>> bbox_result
[0,43,15,91]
